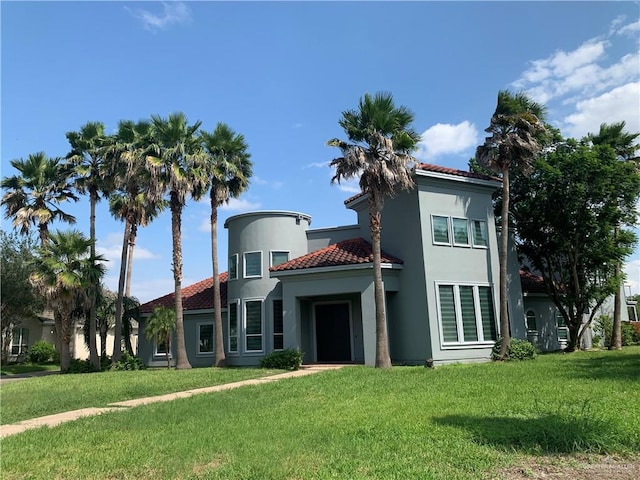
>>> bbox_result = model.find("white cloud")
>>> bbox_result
[220,197,262,212]
[305,162,330,169]
[617,20,640,37]
[333,178,361,194]
[623,258,640,296]
[416,121,479,161]
[125,2,191,31]
[96,233,159,266]
[251,175,284,189]
[563,82,640,138]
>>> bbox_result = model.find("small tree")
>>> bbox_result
[145,306,176,369]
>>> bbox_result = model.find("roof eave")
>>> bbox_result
[271,262,403,277]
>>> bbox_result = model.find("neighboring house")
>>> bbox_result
[139,163,529,367]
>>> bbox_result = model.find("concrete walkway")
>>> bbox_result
[0,365,342,439]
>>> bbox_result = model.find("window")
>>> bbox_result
[228,301,238,353]
[628,305,638,322]
[198,323,214,355]
[11,327,28,355]
[437,284,497,345]
[472,220,488,247]
[155,336,171,356]
[452,218,470,246]
[245,300,263,352]
[244,252,262,278]
[273,299,284,350]
[525,310,537,331]
[229,254,238,280]
[271,251,289,268]
[432,216,450,244]
[556,310,568,341]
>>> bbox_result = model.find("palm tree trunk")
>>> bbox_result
[370,195,392,369]
[59,313,72,374]
[610,225,623,350]
[498,167,511,360]
[88,192,99,370]
[211,198,225,367]
[171,196,191,369]
[123,223,136,356]
[111,218,131,365]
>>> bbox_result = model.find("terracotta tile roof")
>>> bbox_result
[344,163,500,204]
[520,269,546,294]
[139,272,228,314]
[271,238,403,272]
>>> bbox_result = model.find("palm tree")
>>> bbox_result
[29,230,106,373]
[66,121,110,371]
[145,306,176,369]
[328,92,420,368]
[147,112,207,369]
[476,90,546,359]
[200,123,252,367]
[1,152,78,246]
[588,121,640,350]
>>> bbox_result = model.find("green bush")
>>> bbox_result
[115,351,146,371]
[260,349,303,370]
[595,316,640,346]
[27,341,57,364]
[67,358,94,374]
[491,338,537,361]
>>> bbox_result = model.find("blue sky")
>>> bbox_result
[2,1,639,302]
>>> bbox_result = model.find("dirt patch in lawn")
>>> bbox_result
[497,455,640,479]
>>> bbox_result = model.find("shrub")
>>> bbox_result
[260,349,303,370]
[491,338,537,361]
[115,351,146,371]
[67,358,94,374]
[28,341,57,364]
[595,316,640,346]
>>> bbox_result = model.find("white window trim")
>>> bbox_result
[270,250,290,268]
[229,253,239,281]
[196,321,215,356]
[272,298,284,351]
[525,310,538,332]
[452,217,471,247]
[556,310,569,342]
[228,299,239,355]
[153,335,172,357]
[243,251,263,278]
[436,282,497,348]
[243,298,264,354]
[432,215,451,245]
[471,219,489,249]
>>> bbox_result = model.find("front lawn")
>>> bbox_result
[1,348,639,479]
[0,363,59,376]
[0,367,279,424]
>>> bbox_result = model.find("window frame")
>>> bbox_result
[471,219,488,248]
[154,335,172,357]
[229,253,238,280]
[272,298,284,351]
[432,215,451,245]
[243,251,263,278]
[525,310,538,332]
[244,298,264,354]
[228,300,239,355]
[436,282,498,348]
[556,310,569,342]
[452,217,471,247]
[196,321,214,356]
[11,327,29,356]
[270,250,290,268]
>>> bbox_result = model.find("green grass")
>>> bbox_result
[0,363,59,376]
[0,367,279,424]
[2,348,639,479]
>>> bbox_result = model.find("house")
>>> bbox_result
[139,163,532,367]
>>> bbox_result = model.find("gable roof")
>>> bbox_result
[139,272,228,314]
[270,237,403,272]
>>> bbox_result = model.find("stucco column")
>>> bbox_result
[360,281,377,366]
[282,289,300,352]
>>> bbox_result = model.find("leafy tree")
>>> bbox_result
[66,121,110,370]
[328,92,420,368]
[0,231,45,363]
[147,112,208,369]
[512,140,640,351]
[29,230,106,373]
[145,306,176,369]
[1,152,78,246]
[475,91,546,359]
[200,123,252,367]
[586,121,640,350]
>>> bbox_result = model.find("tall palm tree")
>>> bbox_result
[588,121,640,350]
[147,112,207,369]
[145,306,176,369]
[1,152,78,246]
[29,230,105,373]
[66,121,110,370]
[200,123,252,367]
[328,92,420,368]
[476,90,546,359]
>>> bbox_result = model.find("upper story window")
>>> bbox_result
[271,251,289,268]
[244,251,262,278]
[229,254,238,280]
[432,216,489,249]
[452,218,470,246]
[432,216,450,244]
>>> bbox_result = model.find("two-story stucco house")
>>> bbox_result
[139,163,535,367]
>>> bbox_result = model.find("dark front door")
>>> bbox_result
[315,303,351,362]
